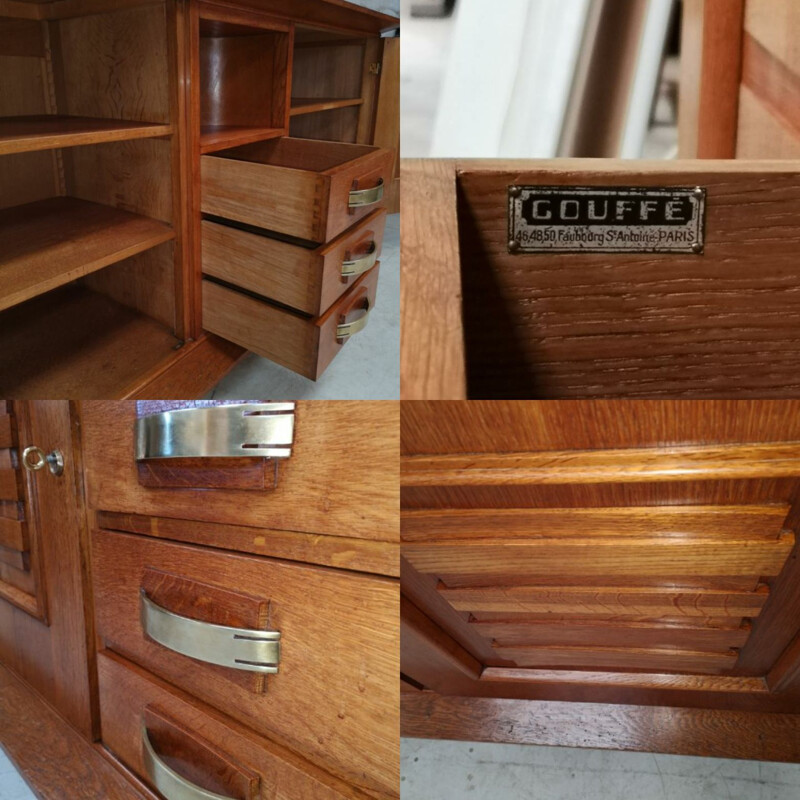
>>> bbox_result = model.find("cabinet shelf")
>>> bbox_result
[0,285,184,399]
[200,125,285,154]
[0,115,173,156]
[0,197,175,313]
[290,97,364,117]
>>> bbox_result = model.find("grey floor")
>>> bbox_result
[401,738,800,800]
[0,750,34,800]
[208,212,399,400]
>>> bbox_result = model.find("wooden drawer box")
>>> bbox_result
[202,263,379,380]
[92,529,398,798]
[201,137,393,242]
[97,651,372,800]
[202,208,387,316]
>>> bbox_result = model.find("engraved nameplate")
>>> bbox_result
[508,186,706,254]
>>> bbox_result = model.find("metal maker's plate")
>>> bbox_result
[135,403,295,460]
[508,186,706,254]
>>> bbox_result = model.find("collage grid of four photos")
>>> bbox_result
[3,0,800,798]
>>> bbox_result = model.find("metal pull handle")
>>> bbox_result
[336,298,371,341]
[140,591,281,674]
[21,446,64,477]
[348,178,384,208]
[142,724,234,800]
[341,241,377,277]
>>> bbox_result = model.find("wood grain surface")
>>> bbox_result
[401,693,800,762]
[451,162,800,398]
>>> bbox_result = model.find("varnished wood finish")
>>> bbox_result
[201,137,392,242]
[202,208,386,315]
[0,662,153,800]
[93,529,398,798]
[401,693,800,763]
[137,456,277,490]
[99,651,376,800]
[202,262,379,380]
[400,160,466,400]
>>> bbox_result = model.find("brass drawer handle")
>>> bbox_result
[336,299,371,340]
[341,241,378,277]
[140,591,281,673]
[348,179,384,208]
[135,403,295,460]
[142,723,234,800]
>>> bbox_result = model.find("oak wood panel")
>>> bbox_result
[0,546,26,570]
[493,645,738,674]
[402,505,789,541]
[142,706,260,800]
[400,400,800,455]
[82,401,398,542]
[0,115,172,155]
[201,137,391,242]
[0,151,60,212]
[0,196,174,312]
[0,518,26,552]
[401,693,800,762]
[202,261,379,380]
[454,163,800,398]
[0,662,154,800]
[0,415,13,448]
[96,512,398,578]
[137,457,277,491]
[371,36,398,212]
[291,97,363,116]
[473,618,751,652]
[202,207,386,315]
[401,443,800,487]
[98,651,380,800]
[290,105,360,142]
[0,469,19,501]
[403,532,795,581]
[92,530,398,798]
[744,0,800,76]
[439,585,770,619]
[400,160,466,400]
[767,630,800,694]
[736,84,800,158]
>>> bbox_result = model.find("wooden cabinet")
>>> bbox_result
[0,0,399,398]
[0,399,399,799]
[401,401,800,760]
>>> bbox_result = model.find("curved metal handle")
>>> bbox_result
[336,298,371,341]
[348,179,384,208]
[141,591,280,674]
[341,241,377,277]
[142,724,234,800]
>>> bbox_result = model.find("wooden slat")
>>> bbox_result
[494,645,738,674]
[0,516,26,552]
[402,505,789,541]
[439,584,770,618]
[0,544,26,570]
[0,414,13,447]
[401,694,800,761]
[473,619,751,652]
[0,468,19,501]
[404,532,795,581]
[401,443,800,487]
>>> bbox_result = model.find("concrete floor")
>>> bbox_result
[208,212,399,400]
[401,738,800,800]
[0,750,34,800]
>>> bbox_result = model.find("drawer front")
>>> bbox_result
[98,652,376,800]
[202,209,386,315]
[92,530,398,798]
[201,137,392,242]
[203,262,379,380]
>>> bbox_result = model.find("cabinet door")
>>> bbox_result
[401,400,800,715]
[0,401,95,737]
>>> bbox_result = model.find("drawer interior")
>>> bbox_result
[213,137,380,173]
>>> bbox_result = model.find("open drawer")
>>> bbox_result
[92,530,398,798]
[202,208,387,316]
[201,137,392,242]
[202,263,379,381]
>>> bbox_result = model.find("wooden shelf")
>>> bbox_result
[290,97,364,116]
[0,115,173,156]
[0,197,175,313]
[0,285,184,399]
[200,125,285,154]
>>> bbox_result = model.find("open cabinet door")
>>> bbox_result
[401,158,800,400]
[400,401,800,758]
